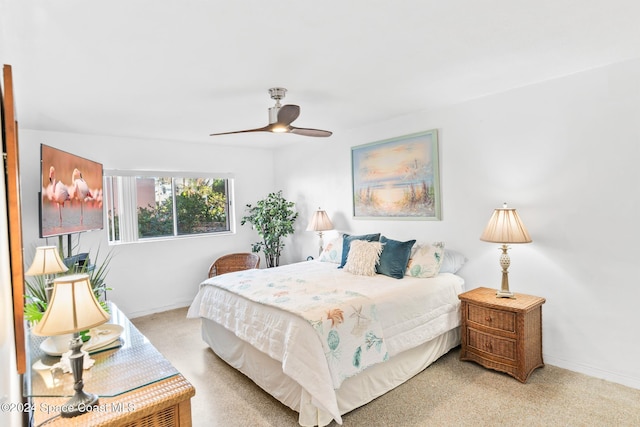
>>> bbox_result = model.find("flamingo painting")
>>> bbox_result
[40,144,104,237]
[46,166,70,225]
[70,168,93,224]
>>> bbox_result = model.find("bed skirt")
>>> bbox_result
[201,318,460,426]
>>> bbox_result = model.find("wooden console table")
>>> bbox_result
[25,304,195,426]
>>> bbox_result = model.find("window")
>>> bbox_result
[104,170,234,244]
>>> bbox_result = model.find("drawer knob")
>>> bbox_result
[485,316,492,322]
[485,342,493,351]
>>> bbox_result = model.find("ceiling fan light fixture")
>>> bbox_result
[271,124,288,133]
[209,87,332,138]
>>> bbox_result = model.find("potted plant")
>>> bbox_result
[241,190,298,268]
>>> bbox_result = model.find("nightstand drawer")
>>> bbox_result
[467,328,516,360]
[468,304,516,332]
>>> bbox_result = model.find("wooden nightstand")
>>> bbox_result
[458,287,545,383]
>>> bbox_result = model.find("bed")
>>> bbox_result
[187,237,466,426]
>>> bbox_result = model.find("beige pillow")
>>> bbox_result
[406,242,445,278]
[318,236,343,264]
[343,240,383,276]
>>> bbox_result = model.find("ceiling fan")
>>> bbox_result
[209,87,332,138]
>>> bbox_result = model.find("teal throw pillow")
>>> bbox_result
[376,236,416,279]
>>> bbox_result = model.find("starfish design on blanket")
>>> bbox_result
[349,305,371,336]
[350,305,369,324]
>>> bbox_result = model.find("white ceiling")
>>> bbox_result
[3,1,640,147]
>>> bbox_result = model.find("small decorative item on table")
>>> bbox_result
[39,324,124,357]
[458,287,545,383]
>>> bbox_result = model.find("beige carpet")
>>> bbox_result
[131,307,640,426]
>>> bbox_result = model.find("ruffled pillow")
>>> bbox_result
[406,242,445,278]
[338,233,381,268]
[343,240,383,276]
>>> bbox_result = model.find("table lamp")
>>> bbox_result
[26,244,68,277]
[25,245,69,304]
[480,203,532,298]
[33,273,110,417]
[307,208,334,256]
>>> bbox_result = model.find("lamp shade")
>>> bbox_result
[33,273,109,336]
[25,246,69,276]
[306,209,334,232]
[480,205,532,244]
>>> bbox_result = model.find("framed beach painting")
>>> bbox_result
[351,129,441,220]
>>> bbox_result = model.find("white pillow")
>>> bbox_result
[406,242,445,278]
[318,236,343,264]
[343,240,383,276]
[439,249,467,274]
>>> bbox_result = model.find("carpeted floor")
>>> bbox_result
[131,307,640,426]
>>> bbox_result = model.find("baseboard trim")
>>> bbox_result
[126,300,193,319]
[544,354,640,390]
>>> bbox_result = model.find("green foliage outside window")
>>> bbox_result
[138,178,228,238]
[176,178,228,234]
[138,199,173,238]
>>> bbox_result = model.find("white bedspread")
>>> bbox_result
[192,262,389,388]
[187,260,464,424]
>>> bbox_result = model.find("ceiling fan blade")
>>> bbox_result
[290,127,333,137]
[209,126,270,136]
[277,104,300,125]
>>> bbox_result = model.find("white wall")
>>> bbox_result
[18,130,276,317]
[274,58,640,390]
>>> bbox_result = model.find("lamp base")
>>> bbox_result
[317,231,325,257]
[496,289,515,299]
[60,390,99,418]
[496,245,516,299]
[61,332,99,417]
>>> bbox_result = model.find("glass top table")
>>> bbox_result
[24,302,178,398]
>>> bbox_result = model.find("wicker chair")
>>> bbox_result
[208,252,260,278]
